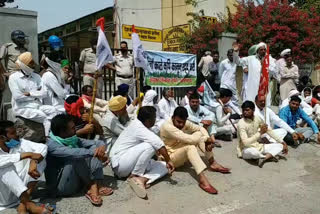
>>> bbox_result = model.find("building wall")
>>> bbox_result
[0,8,38,62]
[117,0,162,50]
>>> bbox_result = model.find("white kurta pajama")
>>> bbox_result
[0,139,47,210]
[254,105,295,143]
[158,97,178,120]
[8,71,58,136]
[219,58,239,107]
[110,119,168,184]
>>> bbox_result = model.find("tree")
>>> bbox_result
[0,0,15,7]
[288,0,320,13]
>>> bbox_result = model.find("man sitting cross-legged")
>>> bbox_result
[185,92,221,147]
[160,107,231,194]
[237,101,288,168]
[110,106,175,199]
[45,114,113,206]
[0,121,54,214]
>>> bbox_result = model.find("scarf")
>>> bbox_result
[49,132,79,148]
[82,94,92,103]
[64,98,84,118]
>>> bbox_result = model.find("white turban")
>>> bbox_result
[256,42,267,53]
[142,90,158,106]
[288,89,300,98]
[280,49,291,57]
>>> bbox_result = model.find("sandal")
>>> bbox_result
[85,192,103,206]
[209,167,231,174]
[99,187,113,196]
[199,183,218,194]
[37,203,56,214]
[127,177,147,199]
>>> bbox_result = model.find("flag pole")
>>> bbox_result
[88,72,98,139]
[136,67,142,108]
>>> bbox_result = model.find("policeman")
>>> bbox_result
[0,30,28,119]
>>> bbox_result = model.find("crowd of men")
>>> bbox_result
[1,30,320,213]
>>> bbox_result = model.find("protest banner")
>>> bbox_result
[144,50,197,87]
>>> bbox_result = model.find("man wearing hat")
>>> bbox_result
[8,52,57,137]
[100,95,133,155]
[0,30,28,120]
[276,49,299,102]
[233,42,278,105]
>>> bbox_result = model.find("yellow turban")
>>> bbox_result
[16,52,33,67]
[109,96,127,112]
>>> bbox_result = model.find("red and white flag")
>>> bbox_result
[96,17,113,70]
[258,45,270,98]
[131,25,151,72]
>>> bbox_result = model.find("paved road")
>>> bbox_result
[3,139,320,214]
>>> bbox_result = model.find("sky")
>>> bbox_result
[5,0,114,32]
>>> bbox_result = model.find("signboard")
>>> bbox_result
[122,25,162,43]
[162,24,190,53]
[144,50,197,87]
[200,16,217,24]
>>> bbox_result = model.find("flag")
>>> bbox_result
[96,17,113,70]
[258,45,270,98]
[131,25,151,72]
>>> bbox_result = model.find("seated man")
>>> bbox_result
[8,52,57,137]
[180,88,194,107]
[237,101,288,168]
[46,114,112,206]
[279,95,320,145]
[64,95,103,139]
[213,88,238,141]
[110,106,174,199]
[185,93,221,147]
[0,121,53,213]
[82,85,108,123]
[255,95,299,145]
[160,107,230,195]
[100,96,133,155]
[280,89,313,116]
[158,88,178,120]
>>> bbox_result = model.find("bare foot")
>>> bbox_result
[25,201,54,214]
[17,203,27,214]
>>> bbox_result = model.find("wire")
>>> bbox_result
[120,0,208,11]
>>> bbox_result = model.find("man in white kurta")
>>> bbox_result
[219,49,239,107]
[8,52,57,136]
[0,120,48,212]
[42,57,68,113]
[158,89,178,120]
[254,95,298,144]
[110,106,174,199]
[198,51,213,79]
[234,42,278,105]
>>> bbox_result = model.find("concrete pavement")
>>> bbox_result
[3,139,320,214]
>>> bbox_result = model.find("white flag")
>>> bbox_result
[132,25,151,72]
[96,17,113,70]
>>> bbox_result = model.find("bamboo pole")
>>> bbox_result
[136,67,142,108]
[88,72,98,139]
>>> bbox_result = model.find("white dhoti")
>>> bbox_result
[0,160,46,210]
[15,105,58,136]
[242,143,283,160]
[113,142,168,184]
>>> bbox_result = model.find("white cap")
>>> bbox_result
[280,49,291,57]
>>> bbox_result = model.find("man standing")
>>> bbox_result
[208,50,220,91]
[254,95,299,144]
[0,121,54,213]
[108,41,135,98]
[277,50,299,102]
[279,96,320,145]
[219,49,239,107]
[8,52,57,137]
[0,30,28,119]
[46,114,112,206]
[110,106,174,199]
[160,107,230,194]
[79,38,103,98]
[185,93,221,147]
[198,51,213,83]
[237,101,288,168]
[158,88,178,120]
[234,42,278,104]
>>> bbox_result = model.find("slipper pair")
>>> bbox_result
[127,177,147,199]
